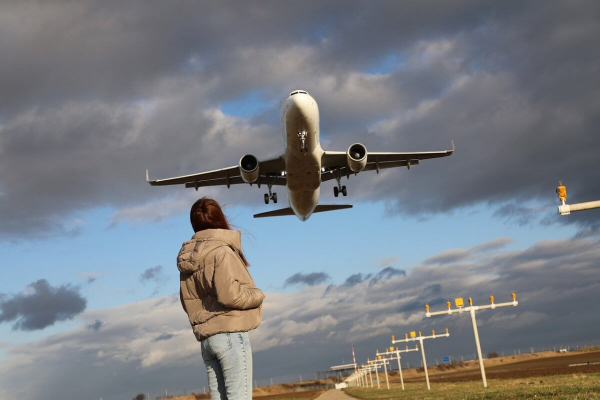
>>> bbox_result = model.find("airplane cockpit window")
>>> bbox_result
[289,90,308,96]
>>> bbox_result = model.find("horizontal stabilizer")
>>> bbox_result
[313,204,353,213]
[253,207,296,218]
[253,204,353,218]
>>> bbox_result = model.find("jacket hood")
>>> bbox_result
[177,229,243,274]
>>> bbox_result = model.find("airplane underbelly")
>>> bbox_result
[287,161,320,192]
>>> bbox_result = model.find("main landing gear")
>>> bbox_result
[264,175,277,204]
[333,171,347,197]
[333,186,347,197]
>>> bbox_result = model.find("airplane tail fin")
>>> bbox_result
[253,204,353,219]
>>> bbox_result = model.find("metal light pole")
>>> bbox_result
[367,358,390,390]
[425,293,519,388]
[557,182,600,215]
[377,345,419,390]
[392,329,450,390]
[366,359,381,388]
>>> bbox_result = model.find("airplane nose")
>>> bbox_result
[287,93,313,115]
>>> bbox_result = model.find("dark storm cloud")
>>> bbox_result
[140,266,163,282]
[284,272,330,287]
[423,283,442,296]
[0,280,87,331]
[153,333,174,342]
[369,266,406,285]
[342,273,367,287]
[87,319,103,331]
[1,1,599,239]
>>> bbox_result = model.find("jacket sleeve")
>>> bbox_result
[213,249,265,310]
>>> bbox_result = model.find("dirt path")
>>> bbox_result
[314,389,355,400]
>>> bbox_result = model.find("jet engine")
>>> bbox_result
[346,143,367,173]
[239,154,259,183]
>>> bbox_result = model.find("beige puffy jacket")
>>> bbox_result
[177,229,264,340]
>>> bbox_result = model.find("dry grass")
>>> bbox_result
[345,373,600,399]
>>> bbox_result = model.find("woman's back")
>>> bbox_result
[178,228,263,341]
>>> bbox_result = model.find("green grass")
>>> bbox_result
[344,373,600,399]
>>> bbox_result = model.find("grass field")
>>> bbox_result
[344,373,600,399]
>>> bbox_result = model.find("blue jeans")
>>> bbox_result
[201,332,253,400]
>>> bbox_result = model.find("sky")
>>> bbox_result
[1,1,600,399]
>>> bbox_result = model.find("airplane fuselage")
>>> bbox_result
[281,90,324,221]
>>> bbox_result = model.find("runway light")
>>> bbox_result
[490,295,495,304]
[556,181,567,202]
[446,301,451,309]
[418,331,422,337]
[410,331,416,338]
[512,292,517,301]
[389,347,394,352]
[425,304,430,312]
[468,297,473,306]
[455,298,464,307]
[405,345,409,350]
[445,328,449,334]
[391,335,395,341]
[432,329,435,335]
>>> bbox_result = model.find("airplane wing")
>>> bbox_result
[321,142,454,182]
[146,157,286,189]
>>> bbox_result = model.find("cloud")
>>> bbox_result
[1,1,599,240]
[78,273,102,285]
[423,248,471,265]
[0,280,86,331]
[472,237,513,253]
[140,266,163,283]
[87,320,103,331]
[372,254,401,268]
[1,235,600,399]
[153,333,175,342]
[283,272,330,287]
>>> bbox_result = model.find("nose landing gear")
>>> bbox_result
[298,131,308,152]
[264,175,278,204]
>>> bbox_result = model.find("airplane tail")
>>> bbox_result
[253,204,353,218]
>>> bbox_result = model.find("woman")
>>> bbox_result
[177,197,265,400]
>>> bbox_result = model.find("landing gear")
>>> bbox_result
[298,130,307,152]
[264,175,277,204]
[333,170,348,197]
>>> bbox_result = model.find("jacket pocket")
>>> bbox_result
[207,332,232,356]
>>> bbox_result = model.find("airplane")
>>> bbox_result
[146,90,454,221]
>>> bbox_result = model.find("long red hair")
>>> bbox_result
[190,197,248,265]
